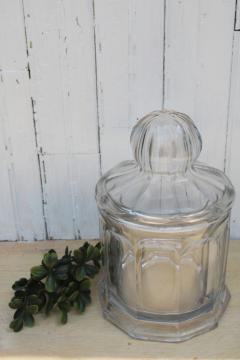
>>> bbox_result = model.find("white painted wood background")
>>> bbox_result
[0,0,239,241]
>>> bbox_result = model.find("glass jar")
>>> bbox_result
[95,110,235,342]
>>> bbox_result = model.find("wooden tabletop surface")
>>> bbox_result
[0,240,239,360]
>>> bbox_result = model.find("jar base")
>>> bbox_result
[99,281,230,343]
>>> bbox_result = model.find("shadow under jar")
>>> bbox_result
[95,110,235,342]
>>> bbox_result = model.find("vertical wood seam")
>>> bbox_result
[7,164,21,240]
[92,0,102,176]
[21,0,48,239]
[162,0,166,110]
[234,0,240,31]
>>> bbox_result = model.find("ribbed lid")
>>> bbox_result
[130,110,202,174]
[96,110,234,225]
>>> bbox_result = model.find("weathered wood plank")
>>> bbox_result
[0,0,45,240]
[164,0,235,170]
[40,154,99,239]
[23,0,100,239]
[70,154,100,239]
[0,71,45,240]
[94,0,165,172]
[23,0,99,154]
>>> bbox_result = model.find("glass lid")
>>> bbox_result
[96,111,234,225]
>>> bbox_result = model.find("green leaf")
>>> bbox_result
[73,249,84,263]
[55,264,69,280]
[9,298,24,309]
[26,279,45,294]
[80,279,90,291]
[85,264,99,278]
[67,282,76,290]
[79,292,91,305]
[68,290,79,302]
[14,309,24,319]
[45,274,58,293]
[38,294,46,310]
[23,312,35,327]
[96,242,101,249]
[57,294,66,303]
[75,299,85,313]
[29,294,42,306]
[65,282,77,296]
[58,300,71,313]
[27,304,39,314]
[64,246,69,257]
[10,318,24,332]
[60,311,68,324]
[82,242,89,250]
[12,278,28,291]
[92,247,100,260]
[45,295,56,315]
[31,265,48,280]
[75,266,86,282]
[14,290,26,299]
[86,245,94,260]
[43,250,58,269]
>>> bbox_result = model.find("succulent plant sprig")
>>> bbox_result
[9,242,102,332]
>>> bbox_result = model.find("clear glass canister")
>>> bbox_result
[95,110,235,342]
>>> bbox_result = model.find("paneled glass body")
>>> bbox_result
[95,111,235,342]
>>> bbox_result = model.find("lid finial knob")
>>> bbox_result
[130,110,202,174]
